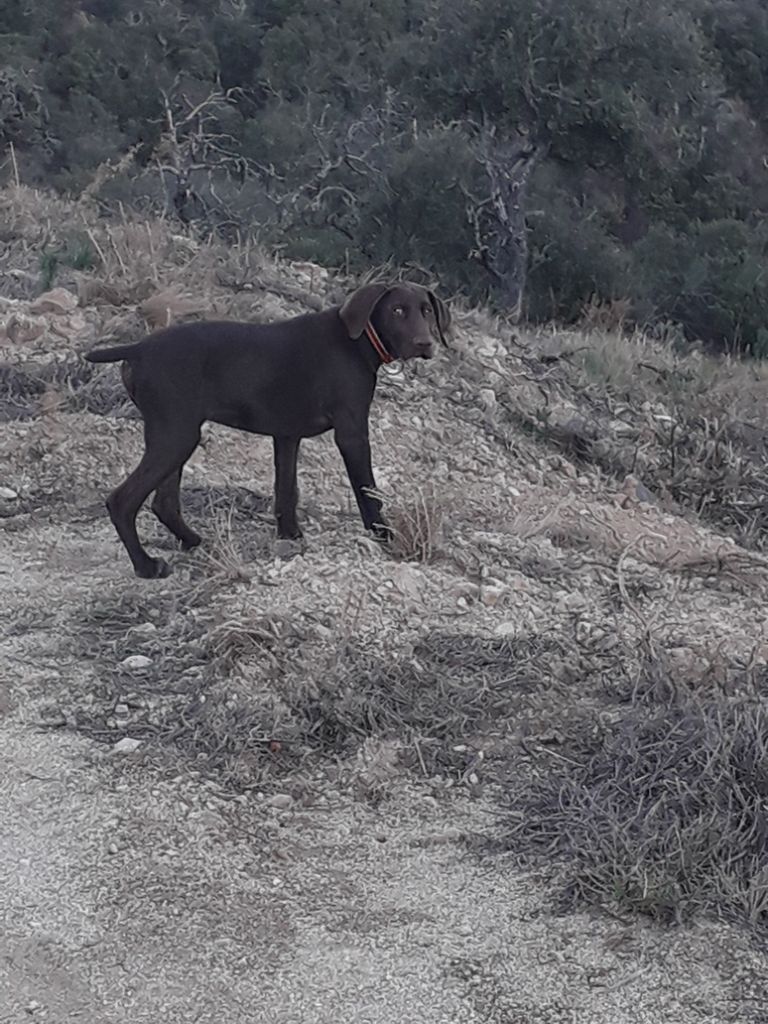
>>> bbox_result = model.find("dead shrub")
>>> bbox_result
[509,687,768,931]
[374,485,445,563]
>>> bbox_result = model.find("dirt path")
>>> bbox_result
[1,720,761,1024]
[2,496,766,1023]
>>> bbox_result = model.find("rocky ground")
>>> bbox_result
[1,186,767,1023]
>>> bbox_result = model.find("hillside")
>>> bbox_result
[1,186,767,1023]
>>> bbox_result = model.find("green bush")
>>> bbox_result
[634,220,768,354]
[527,169,631,322]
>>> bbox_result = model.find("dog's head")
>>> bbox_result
[340,282,451,362]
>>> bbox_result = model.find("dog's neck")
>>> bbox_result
[364,321,394,365]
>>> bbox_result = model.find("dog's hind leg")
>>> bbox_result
[107,425,201,578]
[151,465,202,550]
[273,436,303,540]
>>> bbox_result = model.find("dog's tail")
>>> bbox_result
[84,342,142,363]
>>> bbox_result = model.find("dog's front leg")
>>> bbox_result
[334,425,391,540]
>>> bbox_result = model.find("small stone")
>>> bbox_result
[478,388,497,411]
[114,703,129,717]
[555,590,586,614]
[268,793,293,810]
[481,585,506,608]
[391,564,424,600]
[113,737,142,754]
[107,843,119,855]
[132,622,157,635]
[494,621,517,637]
[121,655,152,671]
[29,287,78,315]
[468,773,479,785]
[0,487,18,500]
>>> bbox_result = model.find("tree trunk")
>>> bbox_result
[467,130,546,322]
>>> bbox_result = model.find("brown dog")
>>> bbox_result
[85,282,450,578]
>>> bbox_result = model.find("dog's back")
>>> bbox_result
[87,311,353,435]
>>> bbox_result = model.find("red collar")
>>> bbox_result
[364,321,394,364]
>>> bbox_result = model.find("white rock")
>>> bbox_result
[0,487,18,500]
[494,622,518,637]
[113,737,142,754]
[391,564,424,600]
[120,655,152,671]
[268,793,293,810]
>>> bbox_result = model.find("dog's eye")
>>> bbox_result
[393,306,405,317]
[423,305,434,317]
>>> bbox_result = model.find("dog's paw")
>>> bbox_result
[274,537,306,560]
[370,521,394,544]
[180,531,202,551]
[136,557,172,579]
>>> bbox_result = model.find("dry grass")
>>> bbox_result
[509,655,768,932]
[297,631,571,775]
[198,503,256,584]
[494,324,768,551]
[165,676,304,791]
[187,487,273,583]
[378,484,446,563]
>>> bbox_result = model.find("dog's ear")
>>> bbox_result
[339,283,392,339]
[426,289,451,347]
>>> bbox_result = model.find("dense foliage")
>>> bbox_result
[2,0,767,349]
